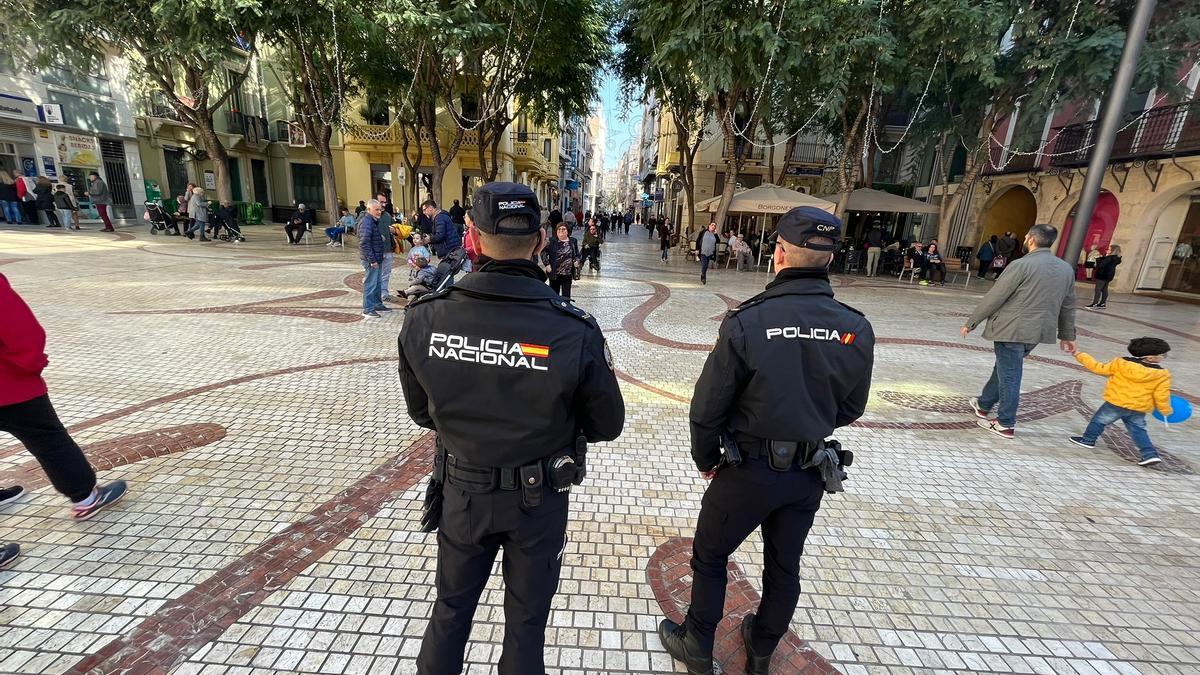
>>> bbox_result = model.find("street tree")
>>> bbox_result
[906,0,1200,247]
[621,0,796,230]
[261,0,363,220]
[15,0,266,205]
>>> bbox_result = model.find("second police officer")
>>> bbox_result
[397,182,625,675]
[658,206,876,674]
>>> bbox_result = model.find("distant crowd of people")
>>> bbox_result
[0,170,116,232]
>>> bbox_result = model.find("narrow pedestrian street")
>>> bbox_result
[1,225,1198,674]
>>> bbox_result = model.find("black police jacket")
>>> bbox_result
[689,268,875,471]
[398,258,625,468]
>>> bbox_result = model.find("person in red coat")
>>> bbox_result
[0,274,129,569]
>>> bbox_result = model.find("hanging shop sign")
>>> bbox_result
[54,132,102,167]
[42,156,57,179]
[39,104,64,125]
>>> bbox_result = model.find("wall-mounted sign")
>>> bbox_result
[39,104,64,125]
[785,166,824,177]
[203,171,216,190]
[21,157,36,177]
[288,122,306,147]
[54,132,102,167]
[0,92,38,122]
[565,179,581,190]
[42,156,57,179]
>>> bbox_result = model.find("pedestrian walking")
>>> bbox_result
[34,177,63,228]
[448,199,466,228]
[0,170,22,224]
[87,171,115,232]
[53,184,80,230]
[357,199,388,318]
[1087,245,1122,309]
[0,273,129,531]
[658,207,874,675]
[378,193,396,304]
[658,218,671,262]
[185,187,210,241]
[963,223,1077,439]
[695,222,719,284]
[582,222,602,272]
[542,222,581,299]
[993,231,1017,277]
[977,235,997,279]
[864,222,883,276]
[624,211,632,235]
[1069,337,1172,466]
[399,182,624,675]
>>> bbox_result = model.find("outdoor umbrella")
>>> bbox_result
[697,184,836,268]
[843,187,941,214]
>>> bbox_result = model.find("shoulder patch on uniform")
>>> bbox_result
[550,298,599,326]
[407,287,453,307]
[837,300,865,317]
[602,339,614,371]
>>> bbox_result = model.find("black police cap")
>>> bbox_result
[771,206,842,251]
[469,182,542,235]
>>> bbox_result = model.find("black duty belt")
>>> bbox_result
[445,453,523,492]
[443,441,587,508]
[733,438,821,465]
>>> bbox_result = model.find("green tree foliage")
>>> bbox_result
[14,0,267,205]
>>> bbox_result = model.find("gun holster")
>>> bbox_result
[767,441,799,472]
[419,437,447,533]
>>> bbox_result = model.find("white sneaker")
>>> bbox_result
[978,418,1014,439]
[1138,456,1162,466]
[968,397,989,419]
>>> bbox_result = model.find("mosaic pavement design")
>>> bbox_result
[1,222,1199,674]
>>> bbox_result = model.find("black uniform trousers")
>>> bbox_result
[684,457,825,656]
[417,482,569,675]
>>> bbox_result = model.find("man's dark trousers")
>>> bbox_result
[685,458,824,656]
[417,483,568,675]
[700,254,712,281]
[0,394,96,501]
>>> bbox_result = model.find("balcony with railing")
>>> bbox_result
[224,110,269,144]
[785,137,830,165]
[1050,99,1200,168]
[140,97,181,122]
[982,145,1041,175]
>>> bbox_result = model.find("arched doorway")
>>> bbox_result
[1136,183,1200,293]
[978,185,1037,249]
[1058,190,1120,259]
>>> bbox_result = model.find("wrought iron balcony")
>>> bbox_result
[724,138,766,162]
[786,138,829,165]
[982,146,1041,175]
[1050,99,1200,167]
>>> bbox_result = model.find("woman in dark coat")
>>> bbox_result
[658,219,672,261]
[1088,245,1122,309]
[541,222,581,299]
[34,177,63,228]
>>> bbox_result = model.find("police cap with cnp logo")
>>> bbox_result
[770,206,842,251]
[470,182,542,235]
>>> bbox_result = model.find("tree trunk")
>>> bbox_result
[833,99,869,219]
[711,106,751,233]
[936,111,997,247]
[315,127,338,223]
[195,119,232,205]
[766,129,776,184]
[775,134,798,185]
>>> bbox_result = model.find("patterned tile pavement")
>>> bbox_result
[1,223,1199,674]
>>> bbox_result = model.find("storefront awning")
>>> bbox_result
[843,188,940,214]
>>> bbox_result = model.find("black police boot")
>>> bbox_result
[741,614,773,675]
[658,618,714,675]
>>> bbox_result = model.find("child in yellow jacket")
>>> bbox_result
[1070,337,1172,466]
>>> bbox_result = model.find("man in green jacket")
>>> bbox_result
[961,223,1077,439]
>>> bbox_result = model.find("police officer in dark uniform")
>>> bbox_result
[398,181,625,675]
[658,206,875,675]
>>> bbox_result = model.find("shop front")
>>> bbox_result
[1137,184,1200,296]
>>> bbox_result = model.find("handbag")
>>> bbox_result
[992,255,1007,269]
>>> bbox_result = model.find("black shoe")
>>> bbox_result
[0,485,25,507]
[199,237,211,242]
[701,276,707,285]
[741,614,772,675]
[658,619,714,675]
[0,542,18,570]
[1096,304,1106,309]
[1085,304,1096,308]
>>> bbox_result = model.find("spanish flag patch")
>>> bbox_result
[519,343,551,358]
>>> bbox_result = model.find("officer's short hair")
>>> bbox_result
[475,215,540,259]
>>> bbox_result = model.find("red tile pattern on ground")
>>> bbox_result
[0,423,226,490]
[647,536,840,674]
[112,290,358,324]
[66,432,436,675]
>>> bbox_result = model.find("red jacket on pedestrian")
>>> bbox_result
[0,273,49,406]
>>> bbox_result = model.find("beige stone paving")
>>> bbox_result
[0,224,1198,674]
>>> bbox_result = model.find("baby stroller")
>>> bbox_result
[212,204,245,242]
[405,248,470,303]
[146,202,180,235]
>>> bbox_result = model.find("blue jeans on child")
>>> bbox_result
[1082,402,1157,459]
[977,341,1037,428]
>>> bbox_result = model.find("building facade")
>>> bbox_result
[0,46,147,223]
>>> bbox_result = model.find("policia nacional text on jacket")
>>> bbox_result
[397,182,624,675]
